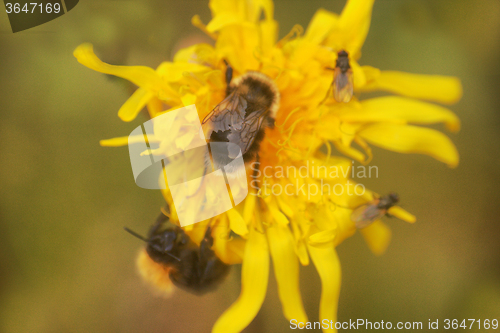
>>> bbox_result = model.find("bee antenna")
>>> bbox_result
[124,227,149,242]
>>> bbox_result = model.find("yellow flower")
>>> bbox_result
[74,0,461,332]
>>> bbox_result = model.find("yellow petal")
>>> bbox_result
[226,208,249,236]
[360,65,381,79]
[207,12,242,32]
[212,216,245,264]
[259,19,278,53]
[296,239,310,266]
[388,206,416,223]
[224,237,246,263]
[336,0,375,55]
[191,15,218,40]
[174,43,217,65]
[291,216,310,266]
[353,136,373,165]
[253,0,274,23]
[146,96,164,119]
[118,88,154,122]
[224,238,246,264]
[243,190,257,224]
[360,221,391,256]
[181,93,197,107]
[305,9,339,44]
[100,136,130,147]
[265,197,289,226]
[361,70,463,105]
[209,0,240,18]
[358,123,459,167]
[208,0,272,29]
[157,62,210,82]
[309,154,352,181]
[100,133,159,147]
[332,140,368,164]
[351,60,367,88]
[216,26,260,72]
[308,244,342,333]
[308,228,337,247]
[276,196,294,218]
[341,96,461,132]
[267,225,308,323]
[139,149,153,156]
[74,43,166,92]
[212,228,269,333]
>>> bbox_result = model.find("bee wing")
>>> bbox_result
[351,203,386,229]
[203,88,268,159]
[202,91,247,133]
[332,68,353,103]
[228,109,266,158]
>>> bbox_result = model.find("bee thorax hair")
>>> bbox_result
[229,71,280,119]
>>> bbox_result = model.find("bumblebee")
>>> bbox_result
[351,192,400,229]
[327,50,354,103]
[125,212,230,295]
[202,61,280,174]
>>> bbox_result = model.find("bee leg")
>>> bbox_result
[199,256,229,287]
[223,59,233,95]
[198,226,225,273]
[197,229,230,287]
[199,225,214,258]
[162,203,171,216]
[252,153,260,179]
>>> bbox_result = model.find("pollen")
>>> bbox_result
[136,249,175,297]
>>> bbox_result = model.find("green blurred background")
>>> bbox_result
[1,0,499,332]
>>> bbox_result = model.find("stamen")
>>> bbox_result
[275,106,302,130]
[160,206,171,219]
[275,145,303,158]
[353,136,373,165]
[324,140,333,164]
[277,24,304,47]
[191,15,218,40]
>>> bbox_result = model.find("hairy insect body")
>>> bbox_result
[203,67,280,175]
[126,213,229,295]
[351,192,400,229]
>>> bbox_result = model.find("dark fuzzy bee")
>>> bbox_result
[328,50,353,103]
[202,62,280,174]
[351,192,400,229]
[125,212,230,294]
